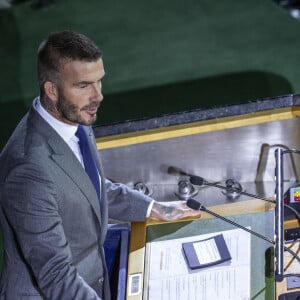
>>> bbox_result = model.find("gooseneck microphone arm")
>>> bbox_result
[189,175,276,203]
[186,199,300,267]
[186,199,274,245]
[190,174,300,222]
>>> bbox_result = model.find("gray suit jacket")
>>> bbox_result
[0,104,152,299]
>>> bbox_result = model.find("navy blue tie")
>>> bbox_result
[76,125,101,200]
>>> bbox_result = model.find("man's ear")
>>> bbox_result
[44,81,58,102]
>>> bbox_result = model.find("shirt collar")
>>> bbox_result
[34,97,78,143]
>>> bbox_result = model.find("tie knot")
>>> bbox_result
[75,125,87,143]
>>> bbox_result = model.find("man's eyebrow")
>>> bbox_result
[74,74,105,86]
[74,80,93,86]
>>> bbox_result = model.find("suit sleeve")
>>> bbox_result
[2,161,101,300]
[89,127,153,222]
[105,178,153,222]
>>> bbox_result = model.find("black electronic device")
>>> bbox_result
[278,290,300,300]
[284,185,300,221]
[285,227,300,242]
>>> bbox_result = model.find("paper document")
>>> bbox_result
[193,237,221,262]
[143,228,251,300]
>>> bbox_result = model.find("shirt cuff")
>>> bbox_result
[146,200,155,218]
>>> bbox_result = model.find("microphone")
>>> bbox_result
[190,175,300,222]
[186,198,300,277]
[190,175,276,203]
[167,166,194,177]
[189,176,206,186]
[186,199,274,244]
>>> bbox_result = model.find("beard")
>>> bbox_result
[56,89,99,126]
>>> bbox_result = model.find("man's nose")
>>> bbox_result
[92,83,103,101]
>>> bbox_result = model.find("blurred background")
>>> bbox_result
[1,0,300,148]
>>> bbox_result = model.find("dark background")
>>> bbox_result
[1,0,300,149]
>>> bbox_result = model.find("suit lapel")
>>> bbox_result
[28,107,102,224]
[50,144,102,224]
[86,126,108,238]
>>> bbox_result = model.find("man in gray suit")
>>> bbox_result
[0,31,200,299]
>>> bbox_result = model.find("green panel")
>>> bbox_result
[1,0,300,148]
[146,211,275,300]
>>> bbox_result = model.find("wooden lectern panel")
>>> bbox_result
[127,200,275,300]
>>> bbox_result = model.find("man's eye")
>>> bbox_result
[79,83,88,89]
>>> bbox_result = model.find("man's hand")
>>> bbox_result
[149,201,201,221]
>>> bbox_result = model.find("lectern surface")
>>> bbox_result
[128,210,275,300]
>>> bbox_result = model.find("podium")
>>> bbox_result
[127,201,275,300]
[95,94,300,299]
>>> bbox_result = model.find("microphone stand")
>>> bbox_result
[274,148,300,284]
[191,177,276,204]
[189,175,300,281]
[190,175,300,221]
[186,199,300,266]
[171,162,300,290]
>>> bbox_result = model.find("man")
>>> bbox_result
[0,31,200,299]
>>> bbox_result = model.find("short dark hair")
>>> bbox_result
[37,31,102,96]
